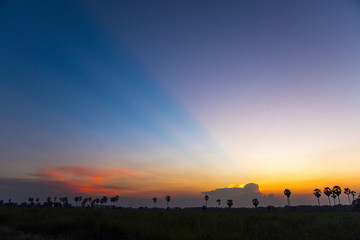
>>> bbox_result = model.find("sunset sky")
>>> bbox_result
[1,0,360,207]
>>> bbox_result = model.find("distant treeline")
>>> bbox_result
[1,186,360,210]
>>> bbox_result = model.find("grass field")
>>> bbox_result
[0,207,359,240]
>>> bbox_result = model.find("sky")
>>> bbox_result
[1,0,360,208]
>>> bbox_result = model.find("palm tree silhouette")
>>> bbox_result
[152,197,157,208]
[100,196,108,206]
[74,197,82,207]
[227,199,233,209]
[165,195,171,209]
[344,188,351,204]
[252,199,259,209]
[331,192,337,205]
[324,187,332,206]
[351,191,356,202]
[216,199,221,208]
[313,189,321,207]
[333,186,342,205]
[28,197,34,206]
[114,196,119,207]
[204,195,209,208]
[284,189,291,206]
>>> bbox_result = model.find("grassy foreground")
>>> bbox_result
[0,207,360,240]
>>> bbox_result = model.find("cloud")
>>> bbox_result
[202,183,277,207]
[29,166,144,196]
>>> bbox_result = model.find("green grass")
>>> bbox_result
[0,207,360,240]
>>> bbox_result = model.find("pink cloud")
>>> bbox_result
[35,166,142,196]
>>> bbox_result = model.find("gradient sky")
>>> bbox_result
[1,0,360,207]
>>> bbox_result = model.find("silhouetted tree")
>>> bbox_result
[74,197,80,206]
[165,195,171,209]
[204,195,209,208]
[28,197,34,206]
[95,198,100,206]
[252,199,259,209]
[344,188,351,204]
[227,199,233,209]
[152,197,157,208]
[109,196,116,207]
[100,196,108,206]
[333,186,342,205]
[216,199,221,208]
[351,191,356,202]
[284,189,291,206]
[313,189,321,206]
[114,196,119,207]
[324,187,332,206]
[81,198,91,208]
[331,192,337,205]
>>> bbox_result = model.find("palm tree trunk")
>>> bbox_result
[348,195,351,204]
[317,198,320,207]
[338,197,341,205]
[328,196,331,206]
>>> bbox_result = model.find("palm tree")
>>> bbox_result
[324,187,332,206]
[74,197,79,206]
[313,189,321,207]
[101,196,108,206]
[95,198,100,206]
[331,192,337,205]
[114,196,119,207]
[216,199,221,208]
[165,195,171,209]
[344,188,351,204]
[351,191,356,202]
[81,198,88,208]
[284,189,291,206]
[109,197,115,206]
[204,195,209,208]
[252,199,259,209]
[227,199,233,209]
[152,197,157,208]
[28,197,34,206]
[333,186,342,205]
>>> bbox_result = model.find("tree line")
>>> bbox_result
[0,186,358,209]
